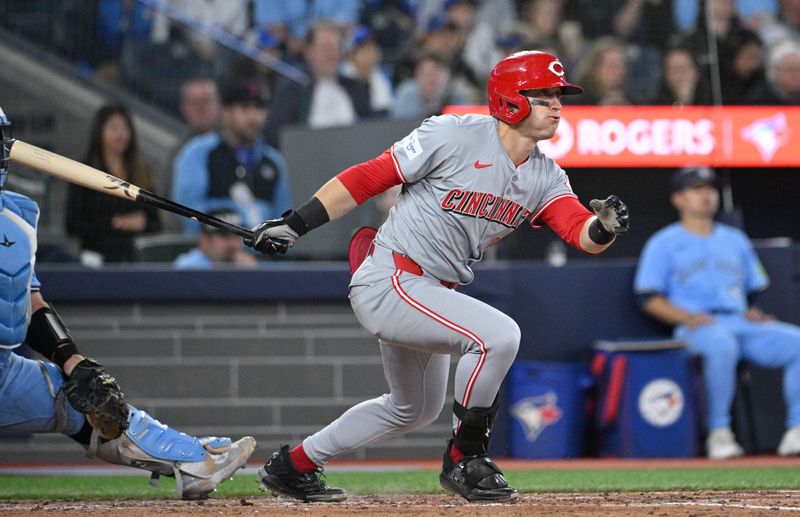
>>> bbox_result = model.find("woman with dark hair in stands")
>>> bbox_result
[66,104,161,263]
[650,46,712,106]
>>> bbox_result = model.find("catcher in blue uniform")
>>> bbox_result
[0,106,255,499]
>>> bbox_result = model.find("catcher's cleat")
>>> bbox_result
[88,407,256,500]
[439,440,518,503]
[257,444,347,502]
[179,436,257,500]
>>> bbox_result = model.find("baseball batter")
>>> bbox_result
[247,51,630,503]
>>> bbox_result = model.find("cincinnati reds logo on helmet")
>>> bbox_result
[548,60,565,78]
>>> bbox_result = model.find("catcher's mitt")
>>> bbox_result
[63,358,129,439]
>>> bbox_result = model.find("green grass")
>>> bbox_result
[2,467,800,500]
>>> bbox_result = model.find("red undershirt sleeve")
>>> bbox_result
[535,196,595,253]
[336,148,404,205]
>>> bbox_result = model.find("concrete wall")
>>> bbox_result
[0,301,456,464]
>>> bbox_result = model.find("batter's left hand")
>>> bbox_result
[590,195,629,235]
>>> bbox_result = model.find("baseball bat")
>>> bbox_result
[8,140,253,239]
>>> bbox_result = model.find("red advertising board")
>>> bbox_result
[442,105,797,168]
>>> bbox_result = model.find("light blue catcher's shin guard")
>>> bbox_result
[87,406,256,499]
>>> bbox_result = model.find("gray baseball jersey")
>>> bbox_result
[302,114,575,467]
[376,113,575,285]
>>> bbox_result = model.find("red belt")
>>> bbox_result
[369,246,457,289]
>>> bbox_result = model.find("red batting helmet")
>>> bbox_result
[488,51,583,124]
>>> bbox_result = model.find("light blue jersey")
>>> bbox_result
[634,222,768,314]
[0,191,41,348]
[635,221,800,431]
[0,190,84,435]
[174,248,213,269]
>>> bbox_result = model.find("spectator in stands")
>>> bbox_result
[414,0,516,38]
[154,0,248,62]
[563,0,620,40]
[512,0,565,50]
[748,40,800,104]
[398,13,482,100]
[174,209,257,269]
[650,47,712,105]
[357,0,416,66]
[611,0,676,102]
[463,0,518,85]
[227,29,286,99]
[179,77,221,139]
[674,0,778,33]
[66,104,161,264]
[635,166,800,459]
[173,79,291,234]
[253,0,361,58]
[390,51,469,120]
[92,0,155,87]
[573,37,634,105]
[720,28,767,104]
[265,21,371,148]
[679,0,748,104]
[340,26,394,116]
[759,0,800,49]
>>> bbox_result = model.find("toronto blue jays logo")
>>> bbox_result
[740,112,789,163]
[638,379,684,427]
[510,392,562,441]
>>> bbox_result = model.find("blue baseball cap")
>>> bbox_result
[257,29,280,49]
[349,26,373,50]
[671,166,717,193]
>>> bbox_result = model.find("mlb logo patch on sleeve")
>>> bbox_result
[400,130,424,161]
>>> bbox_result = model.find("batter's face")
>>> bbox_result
[517,87,562,140]
[672,184,719,219]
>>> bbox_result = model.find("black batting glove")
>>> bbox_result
[245,215,299,256]
[589,195,629,235]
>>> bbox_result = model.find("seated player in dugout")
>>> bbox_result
[244,51,630,503]
[0,108,255,499]
[635,166,800,460]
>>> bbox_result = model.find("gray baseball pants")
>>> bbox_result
[302,243,520,465]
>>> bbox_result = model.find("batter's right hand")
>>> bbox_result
[589,195,629,235]
[245,216,299,256]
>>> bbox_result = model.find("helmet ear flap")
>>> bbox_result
[499,92,530,125]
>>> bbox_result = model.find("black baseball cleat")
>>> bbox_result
[439,441,518,503]
[257,445,347,502]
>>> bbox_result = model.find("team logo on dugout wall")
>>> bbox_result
[637,379,684,428]
[510,392,563,441]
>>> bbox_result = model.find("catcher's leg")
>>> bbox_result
[0,350,85,435]
[89,406,256,499]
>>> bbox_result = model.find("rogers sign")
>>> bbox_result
[442,105,798,168]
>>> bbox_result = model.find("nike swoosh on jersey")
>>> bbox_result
[474,160,492,169]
